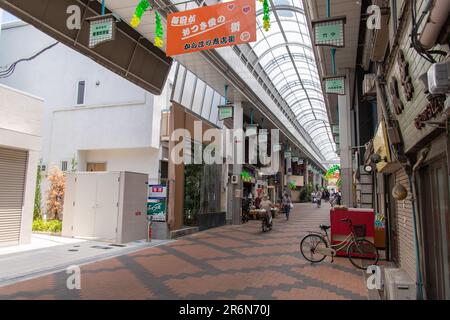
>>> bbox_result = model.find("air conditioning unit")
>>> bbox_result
[384,268,416,300]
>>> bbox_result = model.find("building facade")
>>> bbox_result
[359,0,449,299]
[0,84,43,246]
[0,21,166,197]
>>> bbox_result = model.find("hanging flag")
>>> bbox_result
[166,0,256,56]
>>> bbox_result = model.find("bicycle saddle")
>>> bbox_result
[320,224,331,231]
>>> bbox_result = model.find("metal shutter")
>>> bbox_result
[0,147,28,245]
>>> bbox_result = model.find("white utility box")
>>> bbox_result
[62,172,148,244]
[384,268,416,300]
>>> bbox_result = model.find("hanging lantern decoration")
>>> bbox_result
[154,11,164,48]
[131,0,151,28]
[324,164,340,181]
[259,0,271,32]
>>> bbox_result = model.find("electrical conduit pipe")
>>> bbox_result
[419,0,450,50]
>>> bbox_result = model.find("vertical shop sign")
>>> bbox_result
[148,185,167,221]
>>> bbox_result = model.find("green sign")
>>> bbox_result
[316,24,342,43]
[218,105,233,121]
[147,200,166,221]
[88,15,115,48]
[312,17,346,48]
[284,151,291,158]
[324,76,346,95]
[332,125,340,134]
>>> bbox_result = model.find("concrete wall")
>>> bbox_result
[49,98,159,166]
[0,84,43,244]
[78,148,160,179]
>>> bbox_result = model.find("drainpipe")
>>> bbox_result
[419,0,450,50]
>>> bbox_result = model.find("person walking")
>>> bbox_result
[316,189,322,208]
[282,192,293,220]
[260,195,274,231]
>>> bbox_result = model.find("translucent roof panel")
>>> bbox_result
[250,0,337,161]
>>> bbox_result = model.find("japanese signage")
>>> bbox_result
[149,185,167,199]
[218,104,233,120]
[312,16,346,48]
[332,125,340,134]
[87,14,116,48]
[166,0,256,56]
[414,95,445,130]
[147,200,166,221]
[148,184,167,221]
[324,75,346,95]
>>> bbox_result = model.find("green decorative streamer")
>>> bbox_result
[154,11,164,48]
[131,0,151,28]
[241,171,252,183]
[261,0,270,32]
[131,0,164,48]
[325,164,340,180]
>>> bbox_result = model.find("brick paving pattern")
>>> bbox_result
[0,203,369,300]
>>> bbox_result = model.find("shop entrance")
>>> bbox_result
[386,174,399,263]
[419,156,450,300]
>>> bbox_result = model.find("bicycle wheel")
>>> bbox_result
[300,234,328,263]
[347,239,379,270]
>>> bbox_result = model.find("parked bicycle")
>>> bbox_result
[299,218,379,270]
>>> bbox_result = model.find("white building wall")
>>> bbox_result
[78,148,160,180]
[0,22,162,171]
[0,84,43,244]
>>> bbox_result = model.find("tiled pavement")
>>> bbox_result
[0,203,370,300]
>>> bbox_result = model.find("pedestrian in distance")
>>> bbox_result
[316,189,322,208]
[282,192,293,220]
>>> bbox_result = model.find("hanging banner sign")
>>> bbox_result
[324,75,346,95]
[87,14,116,48]
[166,0,256,56]
[312,16,346,48]
[218,104,233,120]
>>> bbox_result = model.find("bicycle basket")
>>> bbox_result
[353,224,366,238]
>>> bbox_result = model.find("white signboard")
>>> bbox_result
[149,185,167,199]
